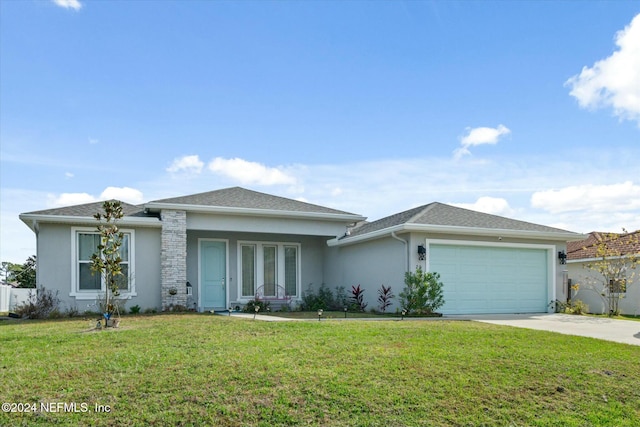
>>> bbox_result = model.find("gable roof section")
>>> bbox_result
[20,201,160,231]
[332,202,583,246]
[567,231,640,261]
[23,201,147,218]
[145,187,365,221]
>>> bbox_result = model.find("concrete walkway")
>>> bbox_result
[225,312,296,322]
[456,313,640,346]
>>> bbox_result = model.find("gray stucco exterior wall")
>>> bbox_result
[567,262,640,315]
[36,223,73,309]
[35,223,162,313]
[186,230,330,310]
[327,231,570,314]
[324,236,407,312]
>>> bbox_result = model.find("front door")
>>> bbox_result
[200,240,227,310]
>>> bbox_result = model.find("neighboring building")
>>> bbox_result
[567,231,640,315]
[20,187,584,315]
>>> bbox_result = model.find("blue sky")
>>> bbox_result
[1,0,639,263]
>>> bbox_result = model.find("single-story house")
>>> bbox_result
[20,186,584,315]
[567,231,640,315]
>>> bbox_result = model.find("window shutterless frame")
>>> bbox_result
[237,241,301,301]
[70,227,136,299]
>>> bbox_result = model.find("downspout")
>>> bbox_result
[390,231,409,272]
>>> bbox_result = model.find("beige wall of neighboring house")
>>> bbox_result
[566,231,640,315]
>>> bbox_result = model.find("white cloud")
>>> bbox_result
[565,13,640,125]
[208,157,296,186]
[454,124,511,159]
[88,138,99,145]
[167,155,204,174]
[51,192,96,207]
[451,197,515,217]
[65,172,74,179]
[530,181,640,214]
[100,187,144,204]
[52,0,82,11]
[49,187,144,207]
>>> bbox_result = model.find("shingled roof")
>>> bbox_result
[147,187,358,216]
[567,230,640,260]
[21,200,150,218]
[345,202,574,238]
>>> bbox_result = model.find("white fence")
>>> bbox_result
[0,284,36,313]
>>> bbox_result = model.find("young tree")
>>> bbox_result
[577,230,639,316]
[1,261,21,284]
[17,256,37,288]
[1,256,36,288]
[90,201,125,327]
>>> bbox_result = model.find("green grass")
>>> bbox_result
[1,314,639,427]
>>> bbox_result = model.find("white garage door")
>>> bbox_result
[429,244,549,315]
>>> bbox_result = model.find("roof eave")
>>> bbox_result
[19,213,161,232]
[144,202,366,222]
[328,223,586,247]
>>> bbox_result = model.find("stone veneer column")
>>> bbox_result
[161,210,187,310]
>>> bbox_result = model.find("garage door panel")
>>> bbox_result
[430,244,548,315]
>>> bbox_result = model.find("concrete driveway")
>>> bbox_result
[458,313,640,346]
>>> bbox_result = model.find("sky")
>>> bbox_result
[1,0,639,263]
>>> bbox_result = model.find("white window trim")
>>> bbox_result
[237,241,301,302]
[70,227,137,300]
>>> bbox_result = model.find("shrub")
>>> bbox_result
[14,286,61,319]
[377,284,395,313]
[350,285,368,312]
[550,299,589,315]
[301,283,336,311]
[65,304,80,318]
[129,304,141,314]
[399,267,445,314]
[334,286,348,309]
[243,299,271,313]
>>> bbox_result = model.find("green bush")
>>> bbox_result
[399,267,445,314]
[243,299,271,313]
[550,299,589,315]
[129,304,141,314]
[334,286,348,309]
[301,283,337,311]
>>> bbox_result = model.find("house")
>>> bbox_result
[20,187,365,312]
[567,231,640,315]
[20,187,584,314]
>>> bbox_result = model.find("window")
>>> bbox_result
[263,246,277,296]
[609,278,627,294]
[238,242,300,299]
[78,233,101,290]
[284,246,298,297]
[241,244,256,297]
[72,228,135,298]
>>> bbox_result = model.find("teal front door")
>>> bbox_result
[200,240,227,310]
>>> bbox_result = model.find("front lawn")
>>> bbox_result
[1,314,639,426]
